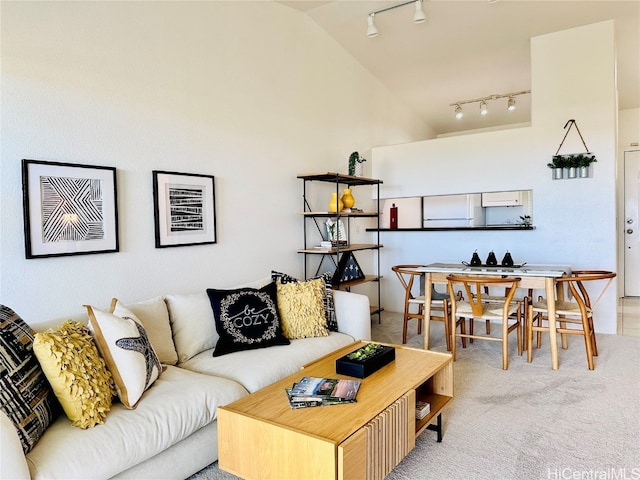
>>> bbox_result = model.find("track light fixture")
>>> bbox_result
[450,90,530,119]
[367,14,379,37]
[413,0,426,23]
[366,0,426,37]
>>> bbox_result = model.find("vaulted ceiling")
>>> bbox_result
[281,1,639,135]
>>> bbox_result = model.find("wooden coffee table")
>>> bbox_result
[217,341,453,480]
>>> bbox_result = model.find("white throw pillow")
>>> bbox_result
[165,292,219,363]
[115,297,178,366]
[86,303,163,409]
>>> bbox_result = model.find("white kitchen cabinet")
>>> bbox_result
[481,190,526,207]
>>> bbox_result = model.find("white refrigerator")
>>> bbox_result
[423,194,485,227]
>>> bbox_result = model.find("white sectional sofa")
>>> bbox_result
[0,281,371,480]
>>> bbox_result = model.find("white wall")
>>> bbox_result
[372,21,619,333]
[0,1,432,325]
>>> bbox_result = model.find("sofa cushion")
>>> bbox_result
[86,304,163,409]
[276,278,329,339]
[207,282,290,357]
[179,332,355,393]
[33,321,116,429]
[165,292,218,364]
[0,305,59,454]
[117,296,178,366]
[272,271,338,331]
[24,366,248,480]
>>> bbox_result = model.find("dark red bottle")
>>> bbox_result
[390,203,398,230]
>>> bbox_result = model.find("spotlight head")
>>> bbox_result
[507,97,516,111]
[454,105,463,119]
[367,14,379,37]
[413,0,426,23]
[479,100,488,116]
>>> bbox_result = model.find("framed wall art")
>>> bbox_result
[153,170,217,248]
[21,159,119,259]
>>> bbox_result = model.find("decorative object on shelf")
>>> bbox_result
[331,251,365,285]
[485,251,498,266]
[348,151,366,177]
[21,159,119,259]
[548,119,597,180]
[336,343,395,378]
[390,203,398,229]
[341,188,355,210]
[153,170,216,248]
[501,251,514,267]
[325,218,347,246]
[519,215,532,227]
[328,192,344,213]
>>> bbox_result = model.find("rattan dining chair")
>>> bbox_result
[526,270,616,370]
[392,265,465,349]
[447,274,523,370]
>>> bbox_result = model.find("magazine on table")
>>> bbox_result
[290,377,361,400]
[286,376,361,408]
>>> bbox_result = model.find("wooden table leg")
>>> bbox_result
[423,272,433,350]
[545,277,559,370]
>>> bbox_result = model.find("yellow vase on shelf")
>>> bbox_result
[329,192,344,213]
[341,188,355,209]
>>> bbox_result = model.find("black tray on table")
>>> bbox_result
[461,262,527,269]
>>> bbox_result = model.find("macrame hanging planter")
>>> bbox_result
[547,119,597,180]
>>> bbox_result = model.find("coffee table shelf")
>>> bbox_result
[218,342,453,480]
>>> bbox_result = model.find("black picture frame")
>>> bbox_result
[21,159,119,259]
[152,170,217,248]
[332,251,365,286]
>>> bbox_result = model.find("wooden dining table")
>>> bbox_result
[417,263,571,370]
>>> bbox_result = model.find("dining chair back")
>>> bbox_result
[447,274,522,370]
[526,270,616,370]
[392,264,464,349]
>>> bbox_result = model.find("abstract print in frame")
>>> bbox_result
[21,159,119,259]
[152,171,217,248]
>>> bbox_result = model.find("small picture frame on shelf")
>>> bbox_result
[332,251,365,286]
[325,218,348,247]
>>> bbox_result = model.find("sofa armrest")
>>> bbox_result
[1,410,30,479]
[332,290,371,341]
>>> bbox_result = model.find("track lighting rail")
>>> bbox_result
[450,90,530,118]
[368,0,420,17]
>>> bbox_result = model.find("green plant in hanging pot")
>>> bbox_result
[547,155,568,180]
[574,153,597,178]
[348,151,367,177]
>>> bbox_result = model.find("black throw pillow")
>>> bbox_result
[207,282,290,357]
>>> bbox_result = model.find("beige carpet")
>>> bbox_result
[189,312,640,480]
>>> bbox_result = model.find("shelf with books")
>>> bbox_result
[414,381,452,438]
[297,172,383,317]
